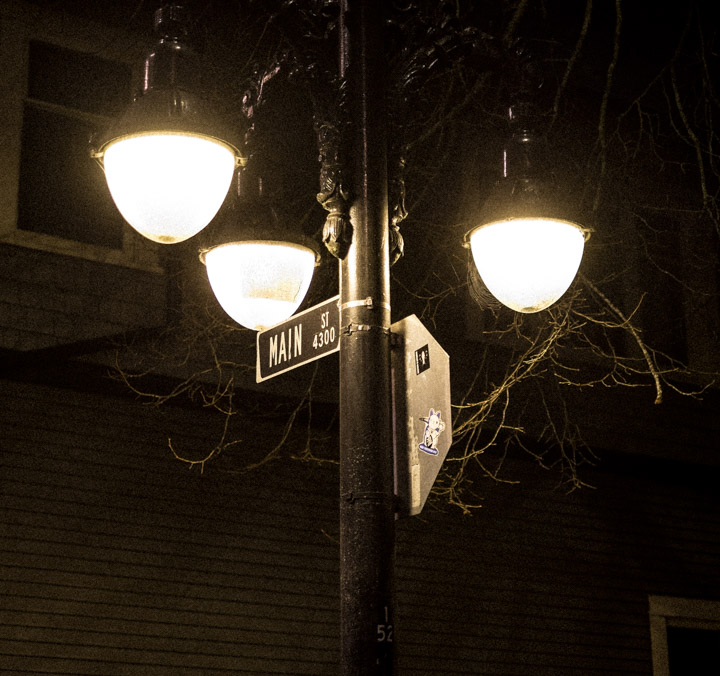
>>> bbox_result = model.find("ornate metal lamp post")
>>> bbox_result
[334,4,395,671]
[92,2,587,672]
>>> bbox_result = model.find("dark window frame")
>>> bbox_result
[17,40,132,250]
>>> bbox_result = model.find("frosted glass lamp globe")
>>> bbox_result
[102,132,237,244]
[202,241,317,331]
[468,217,586,313]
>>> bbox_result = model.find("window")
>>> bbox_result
[17,41,129,249]
[649,596,720,676]
[0,2,160,271]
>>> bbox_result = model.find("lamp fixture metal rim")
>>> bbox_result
[463,216,592,248]
[198,239,322,267]
[91,130,244,168]
[89,85,245,167]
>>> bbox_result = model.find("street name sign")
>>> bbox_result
[391,315,452,517]
[256,295,340,382]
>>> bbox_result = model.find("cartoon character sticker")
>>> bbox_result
[419,408,446,456]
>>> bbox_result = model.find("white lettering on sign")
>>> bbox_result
[269,324,302,368]
[256,295,340,383]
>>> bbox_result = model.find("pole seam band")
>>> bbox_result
[342,323,391,336]
[343,491,386,504]
[341,297,391,312]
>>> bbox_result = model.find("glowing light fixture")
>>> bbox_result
[91,4,242,244]
[467,217,586,313]
[466,84,588,313]
[101,132,237,243]
[201,241,318,331]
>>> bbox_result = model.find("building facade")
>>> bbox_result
[2,1,720,673]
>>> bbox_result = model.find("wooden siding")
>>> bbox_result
[396,456,720,675]
[0,377,340,674]
[2,376,720,674]
[0,243,166,352]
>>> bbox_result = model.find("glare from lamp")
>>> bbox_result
[203,241,317,331]
[102,132,237,244]
[468,217,586,313]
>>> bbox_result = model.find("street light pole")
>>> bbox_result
[338,2,395,673]
[92,5,590,672]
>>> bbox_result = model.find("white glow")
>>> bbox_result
[469,217,585,313]
[102,133,236,243]
[203,241,316,331]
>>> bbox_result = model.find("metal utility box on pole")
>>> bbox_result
[391,315,452,517]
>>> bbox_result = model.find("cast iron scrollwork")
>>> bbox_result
[265,0,354,259]
[315,97,353,259]
[242,1,496,262]
[240,59,285,162]
[386,1,496,265]
[388,153,407,267]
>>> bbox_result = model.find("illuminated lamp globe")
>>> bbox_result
[201,241,318,331]
[468,217,586,313]
[102,132,238,244]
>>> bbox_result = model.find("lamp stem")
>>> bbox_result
[338,1,395,673]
